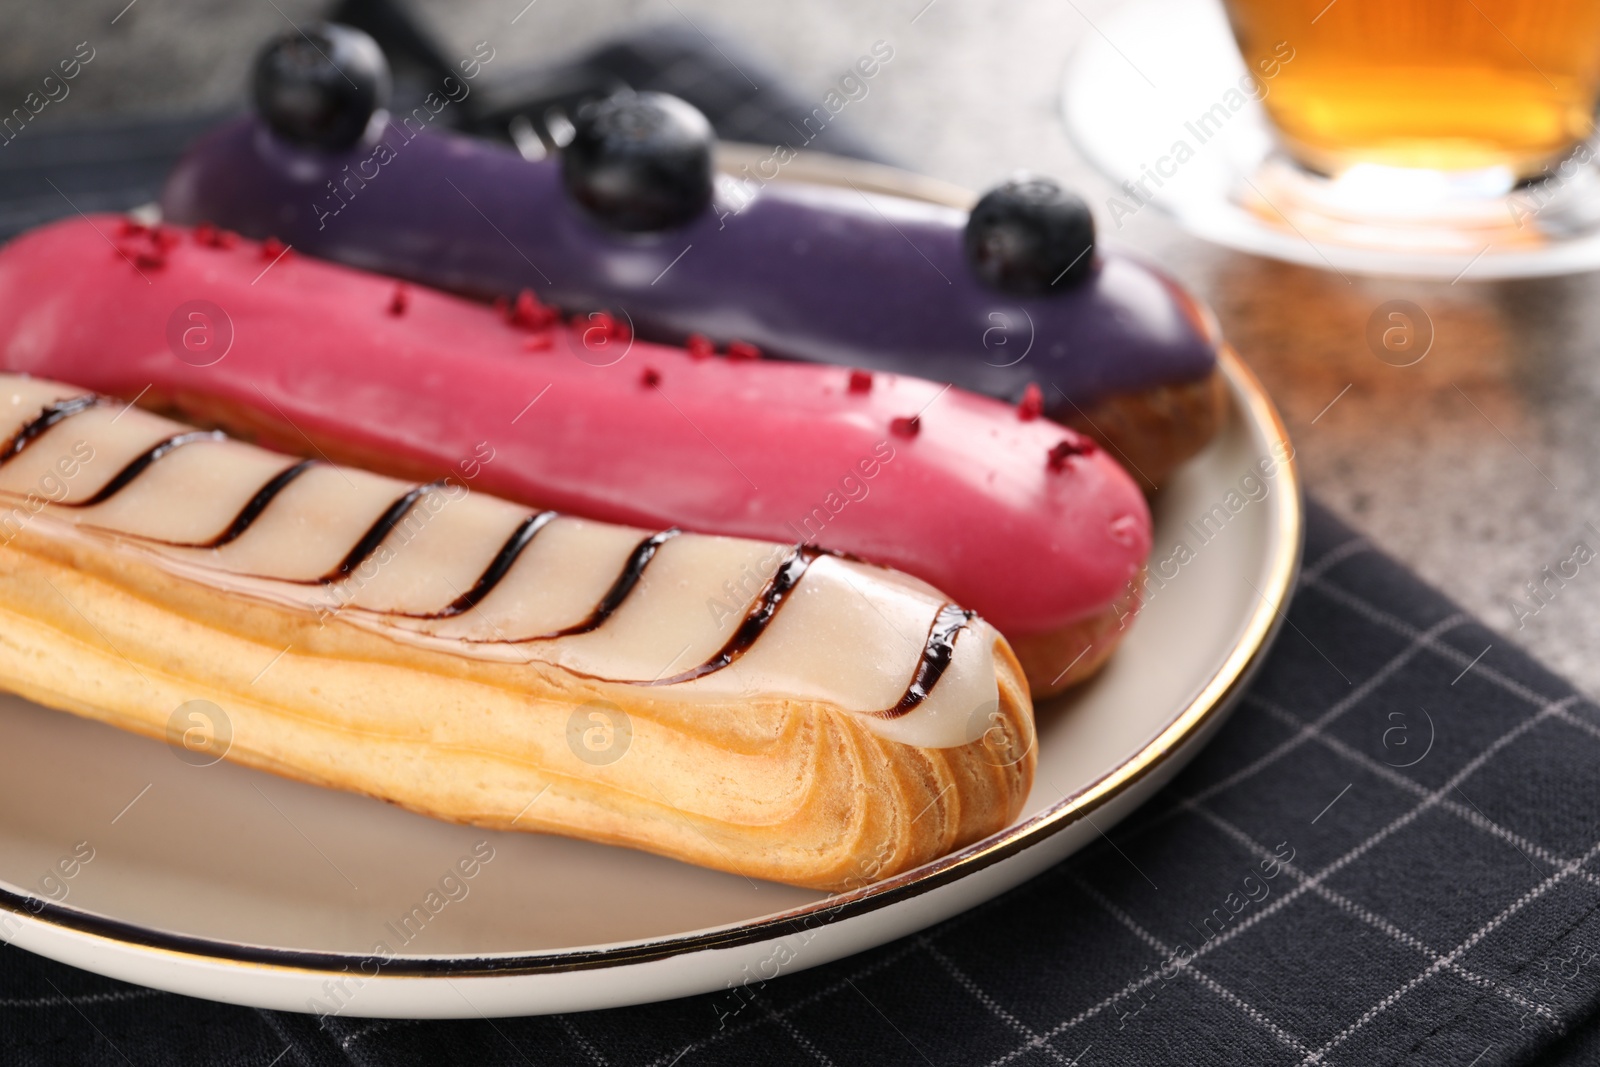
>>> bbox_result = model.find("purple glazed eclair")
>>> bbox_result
[160,24,1225,485]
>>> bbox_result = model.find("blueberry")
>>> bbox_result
[253,23,390,151]
[964,176,1096,294]
[562,92,714,232]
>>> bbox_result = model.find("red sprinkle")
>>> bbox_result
[890,415,921,438]
[523,333,554,352]
[641,366,662,387]
[388,284,408,316]
[193,223,239,249]
[116,245,151,268]
[1018,382,1044,421]
[574,311,630,343]
[114,221,188,272]
[848,369,873,394]
[686,334,715,360]
[513,289,558,330]
[1047,437,1095,470]
[727,340,762,361]
[261,236,288,261]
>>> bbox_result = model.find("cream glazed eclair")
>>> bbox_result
[0,375,1033,890]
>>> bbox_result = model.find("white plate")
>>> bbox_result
[1061,0,1600,280]
[0,156,1300,1019]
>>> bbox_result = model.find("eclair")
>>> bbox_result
[157,24,1226,486]
[0,373,1033,890]
[0,216,1151,697]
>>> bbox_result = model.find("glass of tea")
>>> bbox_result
[1224,0,1600,182]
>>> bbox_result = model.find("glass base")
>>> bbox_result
[1241,155,1600,256]
[1060,0,1600,279]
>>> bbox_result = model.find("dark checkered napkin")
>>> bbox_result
[7,501,1600,1066]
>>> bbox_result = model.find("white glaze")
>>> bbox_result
[0,377,1003,748]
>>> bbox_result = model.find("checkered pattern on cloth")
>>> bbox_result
[4,499,1600,1067]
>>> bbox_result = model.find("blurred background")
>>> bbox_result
[2,0,1595,690]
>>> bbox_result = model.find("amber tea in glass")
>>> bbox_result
[1224,0,1600,178]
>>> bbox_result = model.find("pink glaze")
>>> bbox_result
[0,217,1150,638]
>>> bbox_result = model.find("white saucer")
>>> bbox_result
[0,156,1301,1019]
[1061,0,1600,279]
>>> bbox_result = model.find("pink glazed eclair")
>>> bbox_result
[0,217,1151,694]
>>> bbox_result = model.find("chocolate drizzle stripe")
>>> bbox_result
[877,604,976,719]
[400,510,558,619]
[644,544,820,686]
[196,459,318,548]
[537,528,681,638]
[319,480,446,584]
[0,394,99,465]
[64,431,225,508]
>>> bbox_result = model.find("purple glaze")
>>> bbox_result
[161,117,1217,411]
